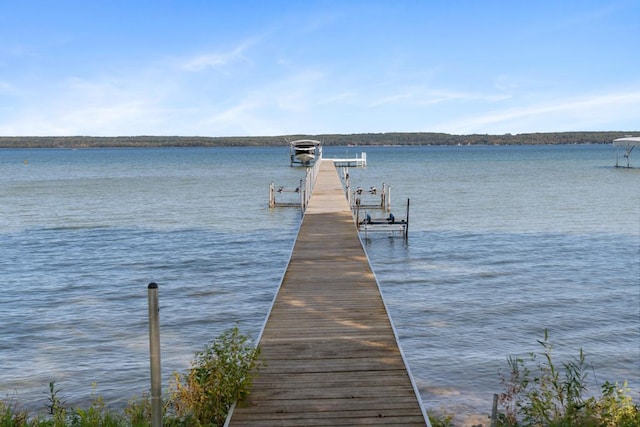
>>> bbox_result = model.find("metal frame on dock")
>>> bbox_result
[349,182,391,212]
[268,180,304,208]
[356,198,410,239]
[270,154,323,211]
[329,152,367,167]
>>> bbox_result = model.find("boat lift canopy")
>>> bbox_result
[613,136,640,168]
[289,139,322,166]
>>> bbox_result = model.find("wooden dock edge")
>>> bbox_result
[363,245,430,425]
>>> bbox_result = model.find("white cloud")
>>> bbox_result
[0,69,178,135]
[316,91,356,106]
[369,86,511,108]
[0,81,19,95]
[179,39,257,72]
[438,90,640,134]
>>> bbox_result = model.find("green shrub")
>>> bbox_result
[0,398,29,427]
[497,330,639,426]
[428,409,454,427]
[594,381,639,427]
[69,383,124,427]
[1,327,261,427]
[1,382,124,427]
[123,394,152,427]
[167,326,262,426]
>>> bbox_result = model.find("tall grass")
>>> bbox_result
[497,330,639,426]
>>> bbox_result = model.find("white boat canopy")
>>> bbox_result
[290,139,321,147]
[289,139,322,166]
[613,136,640,148]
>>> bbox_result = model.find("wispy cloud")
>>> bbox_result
[316,91,356,106]
[1,23,637,137]
[438,90,640,134]
[195,67,333,135]
[369,86,511,108]
[0,69,176,135]
[179,39,258,72]
[0,81,19,95]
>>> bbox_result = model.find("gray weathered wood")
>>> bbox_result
[227,160,428,426]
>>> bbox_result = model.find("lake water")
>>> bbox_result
[1,144,638,424]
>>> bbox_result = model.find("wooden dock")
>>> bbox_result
[226,160,429,426]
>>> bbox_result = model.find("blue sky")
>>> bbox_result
[1,1,638,136]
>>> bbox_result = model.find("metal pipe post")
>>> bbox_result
[405,198,410,240]
[490,393,498,427]
[148,282,162,427]
[269,183,275,207]
[387,186,391,211]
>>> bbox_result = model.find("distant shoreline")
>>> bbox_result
[0,131,636,148]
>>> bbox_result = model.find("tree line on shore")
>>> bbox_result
[0,131,636,148]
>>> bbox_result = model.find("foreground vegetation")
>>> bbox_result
[495,330,639,427]
[0,131,636,148]
[1,330,637,426]
[1,327,260,427]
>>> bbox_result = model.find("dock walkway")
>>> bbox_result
[227,160,428,426]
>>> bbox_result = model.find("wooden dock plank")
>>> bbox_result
[226,160,428,426]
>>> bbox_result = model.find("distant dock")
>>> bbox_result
[227,160,428,426]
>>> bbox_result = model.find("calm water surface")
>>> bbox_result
[1,145,638,424]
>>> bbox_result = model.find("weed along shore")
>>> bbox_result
[2,329,637,426]
[0,326,261,426]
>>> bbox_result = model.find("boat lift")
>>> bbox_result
[349,183,392,212]
[270,155,323,211]
[613,136,640,168]
[289,139,322,167]
[356,198,410,240]
[269,181,303,208]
